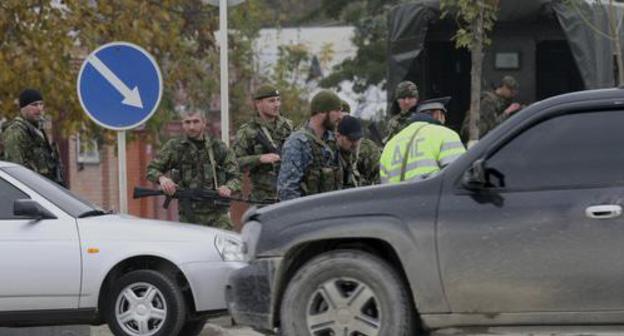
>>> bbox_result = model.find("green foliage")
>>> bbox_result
[440,0,499,49]
[271,44,313,127]
[0,0,271,144]
[318,0,406,93]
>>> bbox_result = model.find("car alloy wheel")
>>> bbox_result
[306,277,380,336]
[115,282,168,336]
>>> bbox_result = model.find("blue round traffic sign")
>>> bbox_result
[77,42,163,131]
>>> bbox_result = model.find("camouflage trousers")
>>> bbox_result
[179,210,232,230]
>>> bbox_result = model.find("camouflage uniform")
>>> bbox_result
[277,124,342,201]
[340,138,381,189]
[1,116,64,185]
[233,115,293,202]
[385,81,419,143]
[478,91,512,137]
[146,135,241,229]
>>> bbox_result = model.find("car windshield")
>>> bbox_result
[2,166,105,218]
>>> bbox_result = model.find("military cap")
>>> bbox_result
[416,96,451,114]
[337,115,363,141]
[501,76,519,90]
[340,100,351,114]
[310,90,342,115]
[254,84,280,100]
[395,81,419,100]
[19,89,43,108]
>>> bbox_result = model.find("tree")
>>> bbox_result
[317,0,404,93]
[440,0,499,143]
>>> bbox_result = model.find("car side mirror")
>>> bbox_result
[462,159,488,190]
[14,199,57,220]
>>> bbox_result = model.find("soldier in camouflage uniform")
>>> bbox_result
[147,109,241,229]
[339,101,380,187]
[233,85,293,203]
[1,89,65,186]
[277,90,343,201]
[464,75,521,138]
[384,81,419,144]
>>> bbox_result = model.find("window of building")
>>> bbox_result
[76,135,100,164]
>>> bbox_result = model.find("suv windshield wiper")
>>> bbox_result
[77,209,108,218]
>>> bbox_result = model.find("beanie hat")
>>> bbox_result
[395,81,419,100]
[254,84,280,100]
[340,100,351,114]
[501,76,519,90]
[337,115,363,141]
[19,89,43,108]
[310,90,342,116]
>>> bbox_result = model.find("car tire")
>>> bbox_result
[105,269,187,336]
[280,250,416,336]
[177,317,208,336]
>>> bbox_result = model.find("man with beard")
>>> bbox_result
[2,89,65,186]
[147,109,241,229]
[233,84,293,203]
[277,90,343,201]
[339,101,381,187]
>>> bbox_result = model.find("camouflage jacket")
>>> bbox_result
[1,116,64,185]
[277,124,342,201]
[384,109,412,144]
[233,115,293,201]
[340,138,381,189]
[479,91,511,137]
[146,135,241,225]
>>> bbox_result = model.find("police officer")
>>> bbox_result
[277,90,343,201]
[380,100,465,184]
[469,75,521,138]
[146,109,241,229]
[384,80,419,143]
[339,101,381,187]
[233,84,293,202]
[2,89,65,186]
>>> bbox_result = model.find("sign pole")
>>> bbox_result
[220,0,230,145]
[117,131,128,214]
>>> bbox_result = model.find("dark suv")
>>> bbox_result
[227,88,624,335]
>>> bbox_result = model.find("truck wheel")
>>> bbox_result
[280,250,416,336]
[105,269,186,336]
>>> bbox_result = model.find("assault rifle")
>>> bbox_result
[255,131,280,154]
[133,186,275,210]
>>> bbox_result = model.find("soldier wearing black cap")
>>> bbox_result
[1,89,65,186]
[233,84,293,203]
[339,101,381,187]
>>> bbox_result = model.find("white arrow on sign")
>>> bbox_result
[87,54,144,109]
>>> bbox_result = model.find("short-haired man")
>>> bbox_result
[476,75,521,137]
[233,84,293,203]
[147,109,241,229]
[2,89,65,186]
[384,80,419,143]
[339,101,381,187]
[277,90,343,201]
[380,100,465,184]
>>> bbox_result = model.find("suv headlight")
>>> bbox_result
[214,235,244,262]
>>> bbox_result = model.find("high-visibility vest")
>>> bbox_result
[380,122,465,184]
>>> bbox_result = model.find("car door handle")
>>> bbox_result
[585,205,623,219]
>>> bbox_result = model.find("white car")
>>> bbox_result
[0,161,245,336]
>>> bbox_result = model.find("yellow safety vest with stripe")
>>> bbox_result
[380,122,465,184]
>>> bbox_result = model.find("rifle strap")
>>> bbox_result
[260,125,278,151]
[207,141,219,189]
